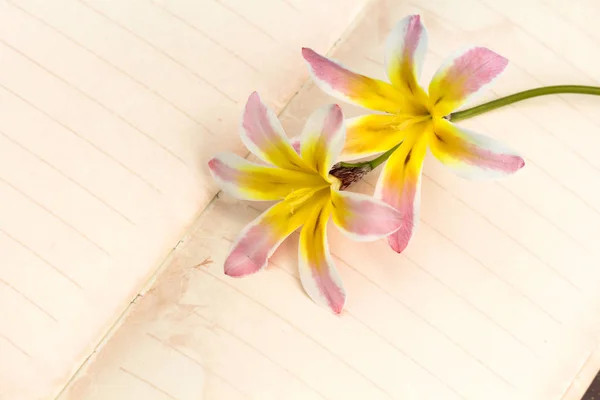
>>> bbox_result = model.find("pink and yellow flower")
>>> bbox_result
[208,92,403,313]
[302,15,525,254]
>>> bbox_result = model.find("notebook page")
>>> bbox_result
[56,0,600,399]
[0,0,370,399]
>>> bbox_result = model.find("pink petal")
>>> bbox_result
[375,133,428,253]
[429,47,508,116]
[302,47,414,114]
[208,153,326,201]
[224,198,315,277]
[385,15,428,92]
[298,205,346,314]
[299,104,345,177]
[330,189,402,241]
[430,119,525,180]
[290,136,301,154]
[241,92,307,170]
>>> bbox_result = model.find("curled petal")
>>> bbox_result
[290,136,301,154]
[428,47,508,116]
[300,104,345,177]
[330,189,402,241]
[302,47,421,114]
[298,204,346,314]
[342,114,423,160]
[385,15,428,94]
[430,119,525,179]
[375,126,429,253]
[225,189,329,277]
[208,153,326,201]
[241,92,307,170]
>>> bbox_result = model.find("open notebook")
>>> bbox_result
[2,0,600,399]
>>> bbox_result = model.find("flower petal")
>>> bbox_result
[430,119,525,179]
[342,114,424,160]
[241,92,307,170]
[385,15,428,93]
[208,153,325,201]
[330,189,402,241]
[302,47,421,114]
[290,136,301,154]
[428,47,508,116]
[375,126,429,253]
[225,189,329,277]
[300,104,345,177]
[298,203,346,314]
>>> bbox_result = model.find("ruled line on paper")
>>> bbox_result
[245,194,558,336]
[0,176,111,256]
[192,312,328,399]
[0,84,163,195]
[280,0,300,12]
[351,180,565,330]
[197,268,395,399]
[423,176,584,294]
[399,251,542,357]
[4,0,215,135]
[0,228,83,290]
[77,0,239,105]
[0,331,30,358]
[420,218,564,324]
[145,332,251,399]
[541,0,600,51]
[215,247,467,399]
[0,38,189,168]
[266,243,512,395]
[3,1,598,399]
[361,34,597,294]
[0,277,58,322]
[212,0,277,42]
[425,39,600,175]
[478,0,600,85]
[332,255,536,384]
[150,0,260,74]
[119,367,180,400]
[0,130,136,226]
[393,3,600,176]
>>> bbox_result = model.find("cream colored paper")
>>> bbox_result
[0,0,368,399]
[3,0,600,399]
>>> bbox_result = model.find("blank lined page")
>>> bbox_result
[57,0,600,398]
[0,1,369,399]
[18,0,600,399]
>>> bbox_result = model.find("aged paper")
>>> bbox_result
[0,0,368,398]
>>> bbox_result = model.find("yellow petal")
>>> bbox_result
[330,189,402,241]
[341,114,428,160]
[430,119,525,179]
[302,48,426,115]
[375,122,429,253]
[428,47,508,116]
[241,92,309,171]
[299,104,345,178]
[225,188,330,277]
[385,15,428,97]
[298,202,346,314]
[209,153,326,201]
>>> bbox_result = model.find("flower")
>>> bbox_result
[302,15,525,253]
[208,92,403,313]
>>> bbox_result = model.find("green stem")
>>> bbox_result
[450,85,600,121]
[338,143,402,170]
[340,85,600,169]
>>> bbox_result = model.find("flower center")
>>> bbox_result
[407,85,448,119]
[284,185,329,214]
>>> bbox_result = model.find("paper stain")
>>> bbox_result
[193,257,214,269]
[60,245,214,399]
